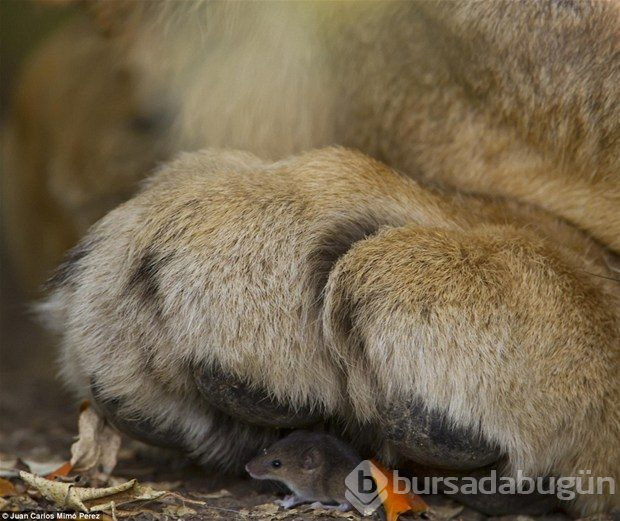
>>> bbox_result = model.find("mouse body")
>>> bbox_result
[245,430,361,510]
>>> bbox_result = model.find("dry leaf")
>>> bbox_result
[20,471,166,513]
[0,455,66,478]
[370,460,428,521]
[129,482,168,503]
[141,480,182,491]
[24,459,69,477]
[0,477,17,497]
[45,461,73,480]
[20,471,135,511]
[193,488,232,499]
[255,503,281,514]
[70,405,122,480]
[163,504,197,517]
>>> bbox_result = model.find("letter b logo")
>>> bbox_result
[345,460,388,515]
[358,469,378,494]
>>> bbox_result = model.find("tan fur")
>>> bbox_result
[42,148,619,514]
[5,0,620,514]
[5,1,619,290]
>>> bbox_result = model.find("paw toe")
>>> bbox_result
[194,364,323,428]
[385,399,501,470]
[90,380,185,449]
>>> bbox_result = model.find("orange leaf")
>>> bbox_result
[370,460,428,521]
[45,461,73,480]
[0,477,17,497]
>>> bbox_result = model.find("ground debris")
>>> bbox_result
[192,488,233,500]
[20,471,165,512]
[69,403,122,481]
[0,477,17,496]
[0,454,68,478]
[427,502,465,520]
[162,503,198,517]
[0,491,40,512]
[238,502,363,520]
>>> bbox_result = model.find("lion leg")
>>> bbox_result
[323,224,620,515]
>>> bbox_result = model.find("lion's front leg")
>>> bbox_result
[323,224,620,515]
[42,147,618,515]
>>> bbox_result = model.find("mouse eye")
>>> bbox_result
[271,459,282,468]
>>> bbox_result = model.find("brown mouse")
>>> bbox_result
[245,430,361,510]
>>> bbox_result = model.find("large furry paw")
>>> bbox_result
[323,224,619,514]
[41,147,619,515]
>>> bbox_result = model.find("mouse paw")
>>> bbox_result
[275,494,306,509]
[309,502,351,512]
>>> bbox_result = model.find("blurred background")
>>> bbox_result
[1,1,77,459]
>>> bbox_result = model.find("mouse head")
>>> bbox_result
[245,432,324,481]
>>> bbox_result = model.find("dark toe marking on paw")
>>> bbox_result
[127,250,165,301]
[384,399,501,470]
[126,249,174,316]
[90,379,184,449]
[45,236,99,289]
[193,364,323,428]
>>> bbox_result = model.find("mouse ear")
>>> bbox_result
[301,446,322,470]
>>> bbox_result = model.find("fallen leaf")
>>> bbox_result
[129,482,168,503]
[20,470,167,513]
[193,488,232,499]
[45,461,73,480]
[20,471,135,511]
[253,503,280,515]
[24,459,69,477]
[164,492,207,507]
[370,460,428,521]
[0,478,17,497]
[0,455,67,478]
[141,480,182,491]
[163,504,197,517]
[70,405,122,480]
